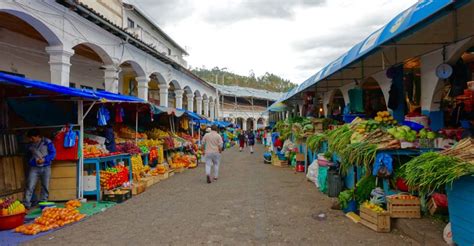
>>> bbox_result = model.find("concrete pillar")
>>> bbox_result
[45,45,74,87]
[186,92,194,111]
[203,99,209,117]
[253,119,257,130]
[175,89,184,109]
[159,84,169,107]
[371,71,392,107]
[196,96,203,114]
[242,118,247,130]
[210,101,215,120]
[340,82,356,107]
[136,76,149,101]
[103,65,119,93]
[323,92,331,117]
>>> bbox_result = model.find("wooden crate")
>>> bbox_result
[157,172,169,180]
[0,156,25,198]
[295,153,305,162]
[173,167,185,173]
[141,176,154,188]
[131,181,146,195]
[387,196,421,218]
[48,161,77,201]
[273,160,288,167]
[427,197,448,215]
[359,206,391,232]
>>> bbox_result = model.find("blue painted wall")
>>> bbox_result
[447,176,474,246]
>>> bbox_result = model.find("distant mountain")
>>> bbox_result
[191,67,296,93]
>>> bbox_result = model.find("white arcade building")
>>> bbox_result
[0,0,219,117]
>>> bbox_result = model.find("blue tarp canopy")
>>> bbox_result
[280,0,455,102]
[0,72,144,102]
[214,121,232,128]
[185,110,204,121]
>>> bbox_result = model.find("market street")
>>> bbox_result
[28,144,416,245]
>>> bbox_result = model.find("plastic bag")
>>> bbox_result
[64,127,77,148]
[443,223,453,246]
[318,166,328,193]
[306,160,319,184]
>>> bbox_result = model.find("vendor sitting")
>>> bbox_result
[24,129,56,209]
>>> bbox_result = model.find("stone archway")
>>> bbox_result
[149,72,167,106]
[118,60,146,97]
[0,10,63,84]
[168,79,182,108]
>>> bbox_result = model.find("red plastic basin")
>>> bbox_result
[0,213,26,230]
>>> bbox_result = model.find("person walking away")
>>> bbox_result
[238,130,246,152]
[247,130,256,154]
[24,129,56,209]
[201,125,223,183]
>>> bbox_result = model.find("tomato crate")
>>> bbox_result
[387,195,421,218]
[427,197,448,215]
[359,206,391,232]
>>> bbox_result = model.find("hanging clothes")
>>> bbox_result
[115,105,124,123]
[97,105,110,126]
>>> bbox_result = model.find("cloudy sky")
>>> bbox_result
[129,0,416,84]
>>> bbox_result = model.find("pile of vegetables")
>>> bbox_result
[339,142,377,175]
[387,126,417,142]
[401,146,474,194]
[354,175,377,204]
[306,134,326,152]
[327,125,353,154]
[338,189,354,209]
[116,141,141,154]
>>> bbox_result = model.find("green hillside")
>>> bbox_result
[192,67,296,93]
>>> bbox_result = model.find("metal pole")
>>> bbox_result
[135,107,138,145]
[78,100,84,200]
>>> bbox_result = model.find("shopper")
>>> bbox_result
[24,129,56,209]
[201,125,223,183]
[247,130,256,154]
[238,130,246,152]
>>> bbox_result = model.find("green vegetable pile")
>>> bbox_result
[306,134,326,152]
[354,175,376,204]
[339,142,377,175]
[401,152,474,194]
[327,125,353,154]
[338,189,354,209]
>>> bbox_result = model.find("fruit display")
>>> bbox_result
[116,126,147,139]
[116,141,142,154]
[131,155,145,178]
[138,139,163,148]
[387,126,417,142]
[100,165,130,190]
[0,198,26,216]
[362,201,385,213]
[418,128,437,140]
[374,111,397,125]
[65,200,81,209]
[168,152,197,169]
[163,136,175,149]
[139,146,149,154]
[354,120,380,134]
[83,143,109,158]
[146,128,170,139]
[150,164,167,175]
[15,207,86,235]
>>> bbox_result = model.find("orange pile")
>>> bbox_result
[14,207,86,235]
[65,199,81,209]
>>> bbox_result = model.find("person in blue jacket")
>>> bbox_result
[24,129,56,209]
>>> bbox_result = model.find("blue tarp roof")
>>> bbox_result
[0,72,144,102]
[185,110,204,120]
[280,0,454,102]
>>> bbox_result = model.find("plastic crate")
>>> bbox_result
[102,189,132,203]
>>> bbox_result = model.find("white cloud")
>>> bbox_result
[133,0,416,84]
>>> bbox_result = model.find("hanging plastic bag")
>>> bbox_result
[318,166,328,193]
[97,105,110,126]
[64,127,77,148]
[372,153,393,178]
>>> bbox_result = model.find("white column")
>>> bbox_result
[158,84,169,107]
[253,119,257,130]
[210,101,215,120]
[371,71,392,107]
[196,96,203,114]
[45,45,74,87]
[186,92,194,111]
[136,76,149,101]
[242,119,247,130]
[203,99,209,117]
[103,65,119,93]
[175,89,184,109]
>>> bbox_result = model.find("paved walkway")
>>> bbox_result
[29,144,419,245]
